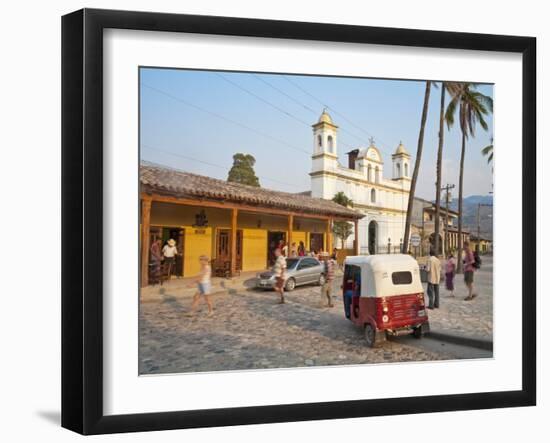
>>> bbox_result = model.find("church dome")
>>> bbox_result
[394,141,409,156]
[318,109,334,124]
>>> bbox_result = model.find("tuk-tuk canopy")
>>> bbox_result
[344,254,423,298]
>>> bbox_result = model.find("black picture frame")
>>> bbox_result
[62,8,536,435]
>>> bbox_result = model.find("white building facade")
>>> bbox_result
[310,110,411,254]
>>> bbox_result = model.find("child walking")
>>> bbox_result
[190,255,213,316]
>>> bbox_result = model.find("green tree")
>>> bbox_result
[403,81,432,254]
[445,83,493,272]
[332,191,353,207]
[333,222,354,249]
[332,192,354,248]
[227,153,260,187]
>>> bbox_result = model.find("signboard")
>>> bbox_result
[410,233,421,247]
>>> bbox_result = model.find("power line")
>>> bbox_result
[252,74,318,115]
[282,75,396,154]
[141,83,311,156]
[215,73,359,152]
[141,144,306,190]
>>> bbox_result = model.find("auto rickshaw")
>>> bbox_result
[343,254,429,347]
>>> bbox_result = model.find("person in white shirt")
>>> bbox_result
[272,248,287,304]
[162,238,178,278]
[426,249,442,309]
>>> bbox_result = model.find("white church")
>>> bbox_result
[309,110,412,254]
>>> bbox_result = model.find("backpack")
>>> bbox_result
[473,253,482,269]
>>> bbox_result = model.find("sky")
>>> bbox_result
[140,68,494,200]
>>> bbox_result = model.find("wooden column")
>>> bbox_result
[326,218,332,253]
[288,214,293,255]
[354,219,359,255]
[140,196,152,288]
[230,208,238,276]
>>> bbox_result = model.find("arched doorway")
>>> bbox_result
[368,221,377,255]
[428,233,443,256]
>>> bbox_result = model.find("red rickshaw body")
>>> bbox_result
[343,254,429,337]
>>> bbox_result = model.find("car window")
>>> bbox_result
[298,258,317,269]
[286,259,299,269]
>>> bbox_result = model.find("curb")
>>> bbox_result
[427,331,493,351]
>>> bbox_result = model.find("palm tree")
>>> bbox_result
[445,83,493,272]
[433,82,447,256]
[403,81,432,254]
[482,137,494,164]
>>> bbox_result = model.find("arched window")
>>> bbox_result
[404,163,408,177]
[367,164,372,181]
[396,163,401,177]
[375,166,380,183]
[327,135,334,153]
[317,135,323,151]
[371,188,376,203]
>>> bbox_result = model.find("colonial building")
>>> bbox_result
[140,162,363,287]
[411,197,469,256]
[309,110,411,254]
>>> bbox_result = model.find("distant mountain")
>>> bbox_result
[449,195,494,239]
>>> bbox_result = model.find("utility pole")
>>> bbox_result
[477,202,493,252]
[441,183,455,255]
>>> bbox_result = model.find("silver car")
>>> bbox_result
[256,256,326,291]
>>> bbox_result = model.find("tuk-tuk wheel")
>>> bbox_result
[365,323,386,348]
[413,326,423,339]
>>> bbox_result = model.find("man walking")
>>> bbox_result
[273,248,287,304]
[426,248,441,309]
[463,241,478,301]
[320,252,335,308]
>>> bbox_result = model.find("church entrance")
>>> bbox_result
[368,221,377,255]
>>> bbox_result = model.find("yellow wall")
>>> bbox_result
[242,229,268,271]
[183,226,213,277]
[291,231,307,250]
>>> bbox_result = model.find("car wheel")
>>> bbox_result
[285,278,296,292]
[317,274,326,286]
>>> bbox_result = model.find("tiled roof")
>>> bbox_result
[140,162,364,219]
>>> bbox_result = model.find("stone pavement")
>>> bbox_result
[423,254,493,342]
[140,286,444,375]
[139,255,493,374]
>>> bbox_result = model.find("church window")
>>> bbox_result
[404,163,408,176]
[317,135,323,151]
[375,166,380,183]
[396,163,401,177]
[327,135,334,153]
[367,164,372,181]
[371,188,376,203]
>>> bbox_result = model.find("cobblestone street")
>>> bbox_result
[423,255,493,341]
[139,256,493,374]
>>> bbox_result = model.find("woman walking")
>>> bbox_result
[445,252,456,297]
[190,255,214,316]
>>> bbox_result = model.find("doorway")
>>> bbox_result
[161,227,184,277]
[309,233,324,254]
[216,229,243,270]
[267,231,286,266]
[368,221,377,255]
